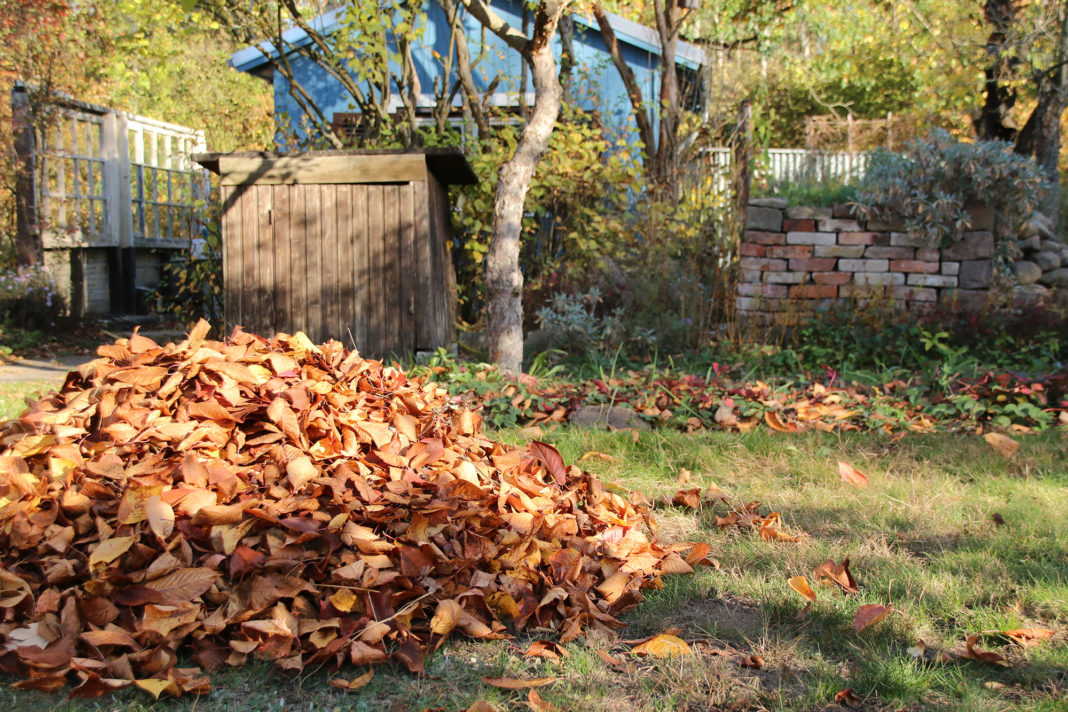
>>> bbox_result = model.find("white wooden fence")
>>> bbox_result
[13,84,208,314]
[689,147,869,195]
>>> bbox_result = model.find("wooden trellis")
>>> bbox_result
[13,84,208,315]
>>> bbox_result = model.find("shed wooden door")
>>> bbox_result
[221,180,441,357]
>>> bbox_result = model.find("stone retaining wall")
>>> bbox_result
[737,198,1067,325]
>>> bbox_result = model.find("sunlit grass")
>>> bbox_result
[1,426,1065,710]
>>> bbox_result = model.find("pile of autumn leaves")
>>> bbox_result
[0,322,709,697]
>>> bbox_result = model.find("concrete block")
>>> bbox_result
[890,260,939,274]
[789,284,839,299]
[942,232,994,260]
[785,205,832,220]
[746,206,783,232]
[786,231,836,246]
[940,261,960,275]
[812,271,851,285]
[819,219,862,232]
[959,260,993,289]
[740,269,763,283]
[764,271,808,284]
[838,232,879,246]
[839,259,889,272]
[907,273,958,288]
[783,219,816,232]
[965,201,993,231]
[865,246,915,259]
[814,245,865,258]
[737,282,788,298]
[940,288,989,311]
[749,197,787,209]
[789,258,838,272]
[916,248,941,262]
[893,286,937,302]
[744,231,785,246]
[767,245,812,259]
[890,232,933,248]
[854,272,905,286]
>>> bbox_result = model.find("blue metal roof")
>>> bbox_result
[229,7,705,73]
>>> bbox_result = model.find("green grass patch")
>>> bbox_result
[3,427,1065,710]
[0,381,55,421]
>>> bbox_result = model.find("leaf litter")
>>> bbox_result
[0,322,711,696]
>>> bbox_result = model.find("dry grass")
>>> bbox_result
[1,424,1066,711]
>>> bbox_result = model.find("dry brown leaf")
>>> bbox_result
[837,461,869,487]
[957,635,1010,666]
[329,668,374,691]
[788,575,817,602]
[983,432,1019,459]
[145,496,175,539]
[672,488,701,509]
[736,654,764,669]
[854,604,891,634]
[630,633,692,658]
[527,688,559,712]
[999,627,1054,647]
[833,688,862,707]
[483,677,557,690]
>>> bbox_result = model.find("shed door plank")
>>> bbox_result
[399,182,416,355]
[384,184,402,356]
[290,185,307,334]
[272,184,291,334]
[366,184,384,357]
[255,185,273,335]
[336,183,355,350]
[412,180,432,350]
[221,185,240,333]
[320,184,339,343]
[305,184,323,341]
[240,186,258,333]
[352,185,369,352]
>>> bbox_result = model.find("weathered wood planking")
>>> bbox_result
[217,154,426,186]
[213,153,465,356]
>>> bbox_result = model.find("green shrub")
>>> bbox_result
[0,264,64,331]
[855,130,1047,247]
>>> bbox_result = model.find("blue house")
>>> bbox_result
[229,3,706,146]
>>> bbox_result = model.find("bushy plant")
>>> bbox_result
[855,130,1047,247]
[535,289,625,355]
[0,263,65,330]
[157,217,222,324]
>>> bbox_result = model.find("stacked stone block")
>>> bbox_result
[737,198,996,324]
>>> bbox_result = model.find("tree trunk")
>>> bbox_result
[653,0,681,193]
[484,5,567,373]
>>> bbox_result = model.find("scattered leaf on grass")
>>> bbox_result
[483,677,558,690]
[837,461,869,487]
[736,654,764,669]
[672,488,701,509]
[854,604,891,634]
[595,649,625,667]
[788,575,817,602]
[524,640,569,660]
[631,633,692,658]
[813,558,859,594]
[834,688,862,707]
[999,628,1054,647]
[956,635,1010,666]
[527,688,559,712]
[983,432,1019,459]
[329,669,374,691]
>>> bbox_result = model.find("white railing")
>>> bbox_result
[20,86,208,250]
[689,147,869,195]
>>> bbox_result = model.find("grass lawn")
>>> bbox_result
[0,381,56,419]
[0,416,1064,711]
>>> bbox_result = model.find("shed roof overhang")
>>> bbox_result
[229,8,705,76]
[194,148,478,186]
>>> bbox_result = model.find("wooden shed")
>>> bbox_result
[194,149,476,357]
